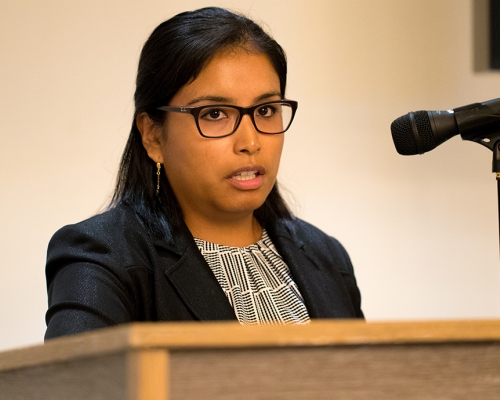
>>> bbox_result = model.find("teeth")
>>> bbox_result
[234,171,258,181]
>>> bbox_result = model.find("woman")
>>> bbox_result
[45,7,363,340]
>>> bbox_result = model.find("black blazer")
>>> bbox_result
[45,205,363,339]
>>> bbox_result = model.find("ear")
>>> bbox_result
[136,112,165,164]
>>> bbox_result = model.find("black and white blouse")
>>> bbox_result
[194,229,310,325]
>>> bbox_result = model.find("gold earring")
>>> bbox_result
[156,162,161,195]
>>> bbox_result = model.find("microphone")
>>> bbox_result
[391,98,500,155]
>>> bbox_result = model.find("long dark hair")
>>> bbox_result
[110,7,292,242]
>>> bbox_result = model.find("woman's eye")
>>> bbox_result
[257,105,277,117]
[201,108,227,121]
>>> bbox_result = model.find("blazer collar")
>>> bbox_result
[152,220,236,321]
[151,217,354,321]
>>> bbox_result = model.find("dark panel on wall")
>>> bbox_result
[491,0,500,68]
[474,0,489,71]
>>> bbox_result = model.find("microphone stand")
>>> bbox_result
[461,130,500,255]
[493,141,500,252]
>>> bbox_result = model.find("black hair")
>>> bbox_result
[110,7,292,242]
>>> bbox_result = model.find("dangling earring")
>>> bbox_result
[156,162,161,195]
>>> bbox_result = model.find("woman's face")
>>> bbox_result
[155,49,284,226]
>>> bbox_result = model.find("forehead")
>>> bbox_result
[171,49,281,105]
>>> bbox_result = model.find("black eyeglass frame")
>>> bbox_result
[157,100,298,138]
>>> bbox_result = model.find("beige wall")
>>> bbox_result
[1,0,499,351]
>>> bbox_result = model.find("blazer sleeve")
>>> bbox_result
[326,235,364,318]
[44,211,154,340]
[288,218,364,319]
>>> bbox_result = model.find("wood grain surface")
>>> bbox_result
[169,343,500,400]
[2,319,500,371]
[1,320,500,399]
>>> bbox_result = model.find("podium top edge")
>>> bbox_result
[2,319,500,371]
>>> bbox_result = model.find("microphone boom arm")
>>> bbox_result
[454,100,500,152]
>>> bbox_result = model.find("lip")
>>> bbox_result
[226,165,266,190]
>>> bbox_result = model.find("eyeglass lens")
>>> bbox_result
[198,103,293,137]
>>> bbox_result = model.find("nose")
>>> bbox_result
[233,114,261,155]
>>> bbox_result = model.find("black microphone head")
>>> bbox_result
[391,111,437,155]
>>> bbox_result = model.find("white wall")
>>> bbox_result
[1,0,499,351]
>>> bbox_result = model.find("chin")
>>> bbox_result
[222,195,268,215]
[215,184,274,215]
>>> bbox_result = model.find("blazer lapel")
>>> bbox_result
[268,220,357,319]
[151,217,356,321]
[153,223,237,321]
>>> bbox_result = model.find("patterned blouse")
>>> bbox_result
[194,229,310,325]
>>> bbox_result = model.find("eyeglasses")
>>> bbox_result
[157,100,298,138]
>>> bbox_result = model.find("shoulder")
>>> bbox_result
[47,205,156,271]
[288,217,341,245]
[55,204,143,232]
[279,217,355,275]
[285,217,351,256]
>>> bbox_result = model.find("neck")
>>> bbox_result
[184,211,262,247]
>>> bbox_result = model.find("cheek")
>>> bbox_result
[267,136,285,172]
[161,133,230,184]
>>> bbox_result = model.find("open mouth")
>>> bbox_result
[232,171,260,181]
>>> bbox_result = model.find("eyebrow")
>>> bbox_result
[186,91,282,106]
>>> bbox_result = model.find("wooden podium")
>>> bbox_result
[1,320,500,399]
